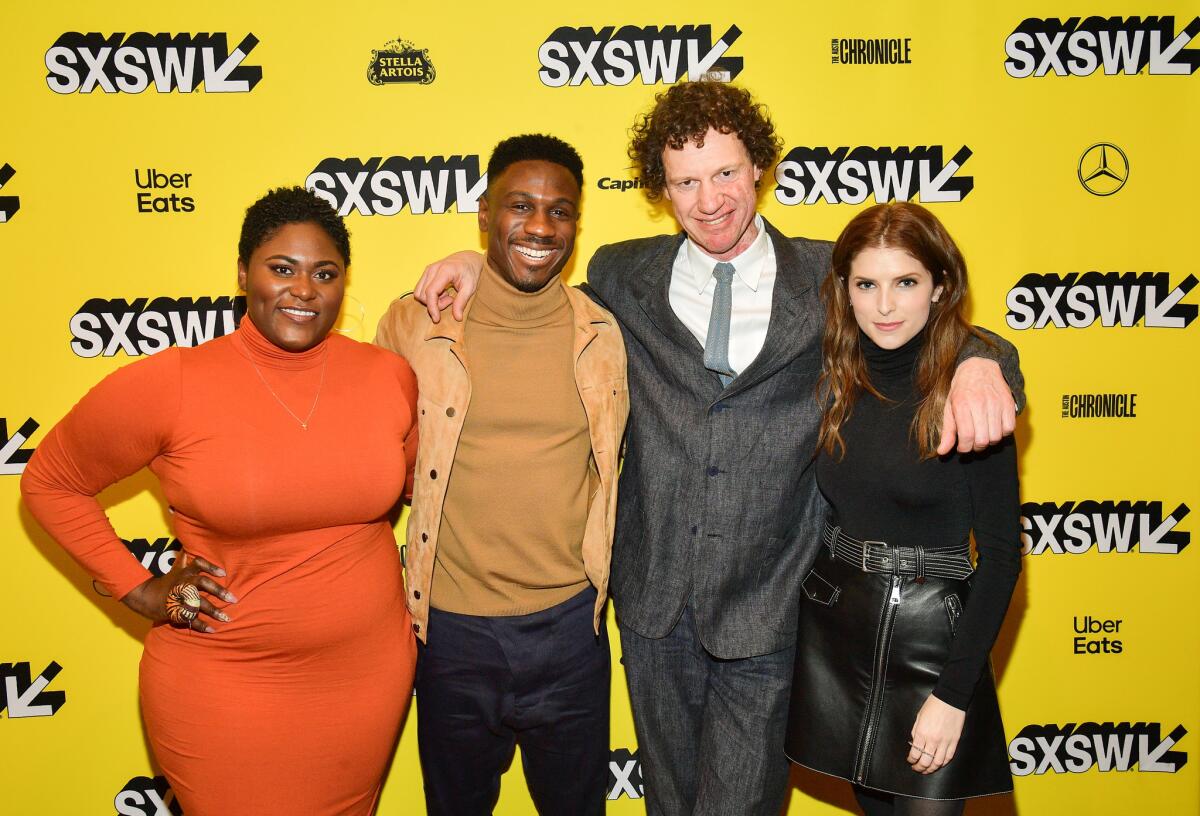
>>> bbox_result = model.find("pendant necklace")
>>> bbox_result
[248,347,329,430]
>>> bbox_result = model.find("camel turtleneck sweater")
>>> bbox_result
[431,263,594,616]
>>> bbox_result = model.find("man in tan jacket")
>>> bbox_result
[374,134,627,816]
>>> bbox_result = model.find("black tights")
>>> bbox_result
[853,784,966,816]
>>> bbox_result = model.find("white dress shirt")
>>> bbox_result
[668,214,776,378]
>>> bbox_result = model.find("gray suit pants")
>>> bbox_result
[620,604,796,815]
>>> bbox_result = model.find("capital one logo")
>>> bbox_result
[1,417,38,475]
[46,32,262,93]
[0,163,18,222]
[0,661,66,718]
[1021,500,1190,555]
[775,146,973,205]
[1005,272,1198,329]
[538,24,743,86]
[70,296,243,357]
[608,748,644,800]
[115,776,182,816]
[1009,723,1188,775]
[307,156,487,216]
[1005,16,1200,77]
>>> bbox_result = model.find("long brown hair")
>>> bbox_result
[816,202,989,460]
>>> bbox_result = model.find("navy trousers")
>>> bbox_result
[415,587,610,816]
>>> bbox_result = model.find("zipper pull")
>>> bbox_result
[889,579,901,605]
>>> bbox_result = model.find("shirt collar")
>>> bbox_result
[685,214,769,294]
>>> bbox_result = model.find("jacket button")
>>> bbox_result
[399,544,407,566]
[707,466,719,477]
[412,623,420,633]
[446,407,456,417]
[421,532,428,542]
[414,590,421,600]
[430,469,438,479]
[690,526,698,535]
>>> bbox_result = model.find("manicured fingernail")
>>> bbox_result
[217,611,230,622]
[203,625,216,634]
[215,568,226,577]
[224,592,238,603]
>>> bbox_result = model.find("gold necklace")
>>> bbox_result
[248,346,329,430]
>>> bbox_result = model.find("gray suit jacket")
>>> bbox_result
[585,219,1022,660]
[586,220,831,659]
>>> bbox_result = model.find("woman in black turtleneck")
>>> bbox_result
[785,203,1021,816]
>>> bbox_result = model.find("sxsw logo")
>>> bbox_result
[608,748,643,800]
[1009,723,1188,775]
[46,32,262,93]
[1005,273,1197,330]
[307,156,486,216]
[0,163,18,222]
[1005,16,1200,77]
[70,296,244,358]
[775,146,973,205]
[1021,500,1190,555]
[538,24,743,86]
[94,538,182,597]
[115,776,182,816]
[1,417,38,475]
[1,661,66,718]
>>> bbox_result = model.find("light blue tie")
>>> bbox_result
[704,262,736,386]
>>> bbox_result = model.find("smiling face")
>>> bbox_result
[847,246,944,349]
[661,128,763,261]
[237,221,346,352]
[479,159,580,293]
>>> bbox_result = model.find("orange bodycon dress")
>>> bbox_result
[21,317,418,815]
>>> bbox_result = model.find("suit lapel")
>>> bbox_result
[632,232,704,356]
[721,220,816,399]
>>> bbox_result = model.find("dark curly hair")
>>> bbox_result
[628,80,782,201]
[487,133,584,192]
[238,186,351,265]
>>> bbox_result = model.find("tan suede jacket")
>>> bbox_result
[374,285,628,641]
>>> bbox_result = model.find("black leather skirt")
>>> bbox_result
[784,551,1013,800]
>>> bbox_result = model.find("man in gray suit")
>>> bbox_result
[415,83,1020,815]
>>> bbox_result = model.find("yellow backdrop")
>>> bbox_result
[3,1,1198,814]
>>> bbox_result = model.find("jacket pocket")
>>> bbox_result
[945,593,963,635]
[801,568,840,607]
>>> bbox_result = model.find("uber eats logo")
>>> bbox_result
[1009,723,1188,775]
[1021,500,1190,555]
[775,146,973,205]
[307,156,486,216]
[538,24,743,86]
[1,661,66,718]
[1005,16,1200,77]
[115,776,182,816]
[70,296,244,358]
[46,32,262,93]
[1005,272,1198,329]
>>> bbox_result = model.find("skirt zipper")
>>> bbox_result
[854,573,902,784]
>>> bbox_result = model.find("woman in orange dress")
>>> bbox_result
[22,187,418,815]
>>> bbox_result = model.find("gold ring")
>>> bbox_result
[165,583,201,627]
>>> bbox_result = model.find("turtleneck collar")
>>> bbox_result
[861,327,925,385]
[233,313,330,371]
[472,261,568,327]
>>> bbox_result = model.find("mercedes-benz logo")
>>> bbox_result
[1078,143,1129,196]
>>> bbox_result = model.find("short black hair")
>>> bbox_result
[486,134,584,192]
[238,186,351,265]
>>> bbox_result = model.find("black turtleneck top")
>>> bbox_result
[816,330,1022,710]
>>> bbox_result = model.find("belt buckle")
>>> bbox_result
[862,539,888,571]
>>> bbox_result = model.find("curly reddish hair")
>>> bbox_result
[628,80,782,201]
